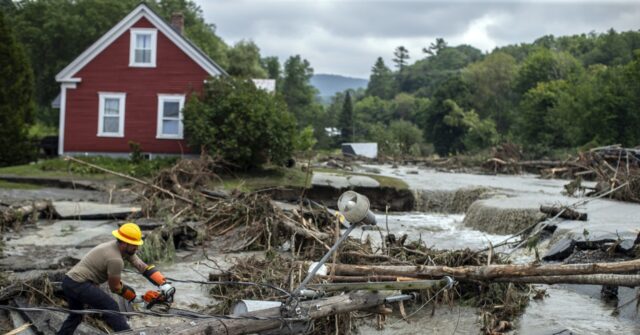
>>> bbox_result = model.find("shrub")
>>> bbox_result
[183,77,297,170]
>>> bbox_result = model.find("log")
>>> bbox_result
[280,217,332,244]
[540,206,587,221]
[316,275,419,282]
[308,279,445,292]
[319,258,640,280]
[1,201,50,226]
[493,274,640,287]
[119,291,409,335]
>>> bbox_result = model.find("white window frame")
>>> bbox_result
[97,92,126,137]
[129,28,157,67]
[156,94,185,139]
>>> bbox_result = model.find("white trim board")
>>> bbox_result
[57,83,77,156]
[55,3,225,83]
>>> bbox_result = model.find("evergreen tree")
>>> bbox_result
[393,46,410,71]
[281,55,319,127]
[0,11,35,166]
[423,37,448,56]
[366,57,395,99]
[340,91,354,142]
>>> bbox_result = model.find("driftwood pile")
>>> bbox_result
[484,144,640,203]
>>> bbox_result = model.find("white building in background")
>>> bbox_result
[342,142,378,159]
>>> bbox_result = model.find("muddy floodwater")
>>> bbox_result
[2,164,640,334]
[356,164,640,335]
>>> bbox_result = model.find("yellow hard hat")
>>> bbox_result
[112,223,144,246]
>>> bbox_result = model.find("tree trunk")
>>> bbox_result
[540,206,587,221]
[308,279,445,292]
[1,201,50,226]
[319,258,640,280]
[493,274,640,287]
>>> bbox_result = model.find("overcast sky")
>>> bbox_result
[194,0,640,79]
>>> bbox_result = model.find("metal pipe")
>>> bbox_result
[385,293,417,303]
[291,223,358,297]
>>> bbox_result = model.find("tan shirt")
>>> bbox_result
[67,240,130,284]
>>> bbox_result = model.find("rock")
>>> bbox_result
[53,201,141,220]
[363,167,381,174]
[542,238,576,261]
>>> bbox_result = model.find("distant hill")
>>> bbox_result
[311,74,368,103]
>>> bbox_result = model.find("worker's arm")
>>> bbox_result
[128,254,148,273]
[129,255,174,294]
[108,275,136,301]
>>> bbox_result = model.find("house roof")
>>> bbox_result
[55,3,227,82]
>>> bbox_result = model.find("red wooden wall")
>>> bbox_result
[64,17,207,155]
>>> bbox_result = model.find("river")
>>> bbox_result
[355,164,640,335]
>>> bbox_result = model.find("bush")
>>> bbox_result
[183,77,297,170]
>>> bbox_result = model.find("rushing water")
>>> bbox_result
[352,212,509,251]
[358,164,640,334]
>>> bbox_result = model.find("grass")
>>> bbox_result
[217,165,311,191]
[0,180,42,189]
[313,167,408,189]
[0,157,177,181]
[0,157,407,192]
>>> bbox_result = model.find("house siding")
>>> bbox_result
[64,17,207,155]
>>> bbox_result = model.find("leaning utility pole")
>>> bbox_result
[118,291,415,335]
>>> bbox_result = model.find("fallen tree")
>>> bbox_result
[0,201,51,230]
[320,258,640,280]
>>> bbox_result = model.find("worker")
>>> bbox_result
[57,223,174,335]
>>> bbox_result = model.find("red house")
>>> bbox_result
[55,3,226,157]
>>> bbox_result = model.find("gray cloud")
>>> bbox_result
[195,0,640,78]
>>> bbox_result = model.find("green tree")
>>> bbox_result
[423,37,447,56]
[183,76,296,170]
[0,10,36,166]
[515,80,576,154]
[423,76,470,155]
[463,51,518,133]
[281,55,320,127]
[398,44,482,95]
[389,120,423,156]
[366,57,395,99]
[225,40,267,78]
[393,46,410,71]
[515,48,583,95]
[340,91,354,142]
[442,100,498,152]
[353,95,392,126]
[261,56,282,81]
[154,0,229,68]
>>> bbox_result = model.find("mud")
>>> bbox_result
[463,199,546,235]
[414,187,495,213]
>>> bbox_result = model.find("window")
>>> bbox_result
[129,28,157,67]
[157,94,185,139]
[98,93,126,137]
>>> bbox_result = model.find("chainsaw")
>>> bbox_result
[140,286,175,311]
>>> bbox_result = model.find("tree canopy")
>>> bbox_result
[0,10,36,166]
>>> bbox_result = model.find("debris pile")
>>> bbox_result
[577,146,640,203]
